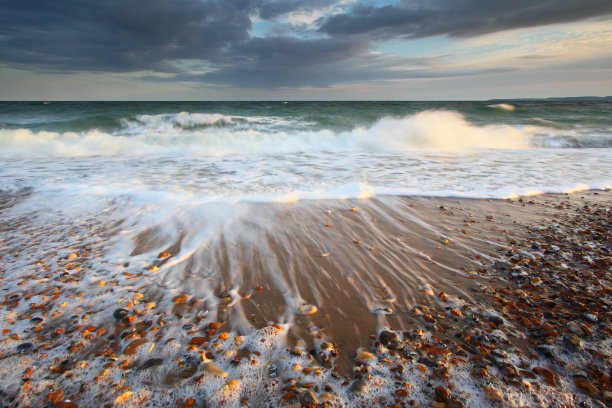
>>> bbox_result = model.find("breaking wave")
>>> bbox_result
[487,103,515,111]
[0,110,610,157]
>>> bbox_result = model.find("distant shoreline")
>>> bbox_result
[0,97,611,103]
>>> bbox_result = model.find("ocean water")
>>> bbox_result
[1,101,611,201]
[0,101,611,406]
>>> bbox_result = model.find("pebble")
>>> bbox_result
[356,350,375,361]
[114,391,132,404]
[113,308,129,320]
[290,347,304,356]
[297,304,318,315]
[298,389,318,406]
[379,330,403,350]
[124,338,148,355]
[268,363,278,378]
[567,321,583,335]
[534,345,556,360]
[138,358,163,371]
[492,261,510,271]
[434,386,451,403]
[172,294,189,303]
[350,379,369,395]
[484,386,503,401]
[319,392,332,402]
[573,377,598,396]
[564,334,583,349]
[202,362,228,377]
[488,315,504,326]
[17,342,33,352]
[224,379,240,391]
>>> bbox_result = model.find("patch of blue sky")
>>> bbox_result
[377,36,452,58]
[353,0,401,7]
[249,20,277,37]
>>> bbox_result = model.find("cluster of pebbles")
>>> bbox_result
[0,192,610,407]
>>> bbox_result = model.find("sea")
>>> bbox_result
[1,101,610,203]
[0,100,611,406]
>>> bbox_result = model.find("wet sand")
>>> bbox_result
[0,190,610,407]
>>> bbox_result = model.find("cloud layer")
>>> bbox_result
[1,0,611,89]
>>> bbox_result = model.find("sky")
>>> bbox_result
[1,0,612,100]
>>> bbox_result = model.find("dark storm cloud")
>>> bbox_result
[0,0,254,72]
[1,0,611,89]
[152,38,514,89]
[320,0,612,39]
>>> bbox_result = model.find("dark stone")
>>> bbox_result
[138,358,163,370]
[434,385,451,402]
[534,345,556,360]
[448,399,465,408]
[17,342,33,352]
[379,330,403,350]
[298,390,318,406]
[418,356,438,368]
[113,308,129,320]
[493,261,510,271]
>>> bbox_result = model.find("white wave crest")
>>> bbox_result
[487,103,515,112]
[0,110,601,157]
[121,112,301,134]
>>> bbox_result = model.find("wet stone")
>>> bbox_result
[290,347,304,356]
[138,358,163,370]
[419,356,439,368]
[113,308,129,320]
[124,338,148,355]
[491,349,509,364]
[434,386,451,403]
[488,316,504,326]
[350,379,369,395]
[564,334,583,349]
[534,345,557,360]
[567,321,583,335]
[202,362,227,377]
[67,341,84,354]
[356,350,375,361]
[17,342,33,352]
[379,330,403,350]
[448,399,465,408]
[298,390,318,406]
[493,261,510,271]
[484,386,503,402]
[268,363,278,378]
[297,304,318,315]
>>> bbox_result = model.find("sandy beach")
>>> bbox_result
[0,189,610,407]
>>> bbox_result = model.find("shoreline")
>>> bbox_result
[0,190,610,407]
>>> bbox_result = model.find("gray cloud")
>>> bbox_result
[320,0,612,39]
[257,0,339,20]
[0,0,254,72]
[0,0,610,90]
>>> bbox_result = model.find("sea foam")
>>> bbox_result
[0,110,553,157]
